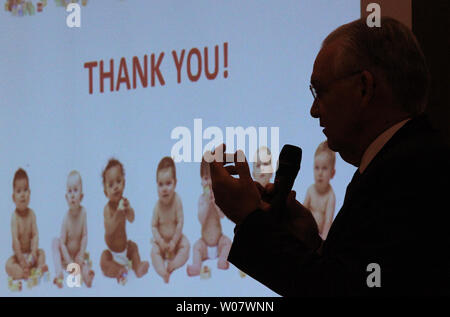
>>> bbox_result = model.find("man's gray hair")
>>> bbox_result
[323,17,430,116]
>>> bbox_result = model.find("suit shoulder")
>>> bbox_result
[375,119,450,176]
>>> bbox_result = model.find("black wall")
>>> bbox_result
[412,0,450,142]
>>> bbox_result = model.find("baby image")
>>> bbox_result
[51,171,95,288]
[6,168,48,280]
[304,141,336,240]
[100,159,149,283]
[252,146,274,188]
[151,157,190,283]
[187,157,231,276]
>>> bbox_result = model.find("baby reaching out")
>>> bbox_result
[100,159,149,283]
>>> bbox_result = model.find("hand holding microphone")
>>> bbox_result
[252,144,322,250]
[208,143,301,221]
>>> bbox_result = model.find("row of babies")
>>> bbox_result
[6,154,267,289]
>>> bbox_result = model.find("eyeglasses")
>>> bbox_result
[309,70,362,100]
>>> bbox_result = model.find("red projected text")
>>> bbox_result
[84,42,229,95]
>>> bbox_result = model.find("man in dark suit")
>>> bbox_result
[209,17,450,296]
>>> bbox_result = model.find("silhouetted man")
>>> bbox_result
[209,17,450,296]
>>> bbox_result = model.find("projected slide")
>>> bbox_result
[0,0,359,296]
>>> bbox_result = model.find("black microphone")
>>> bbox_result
[270,144,302,219]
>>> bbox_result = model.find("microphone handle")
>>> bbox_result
[270,175,295,219]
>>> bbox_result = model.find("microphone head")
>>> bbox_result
[271,144,303,216]
[276,144,302,175]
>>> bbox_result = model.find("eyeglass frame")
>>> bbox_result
[309,70,363,100]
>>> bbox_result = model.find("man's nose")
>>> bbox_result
[310,99,319,118]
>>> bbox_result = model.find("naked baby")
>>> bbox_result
[151,157,190,283]
[100,159,149,283]
[304,141,336,240]
[187,158,231,277]
[6,168,48,280]
[51,170,95,288]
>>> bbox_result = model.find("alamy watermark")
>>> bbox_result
[170,119,279,168]
[66,262,81,287]
[66,3,81,28]
[366,3,381,28]
[66,3,380,29]
[366,263,381,287]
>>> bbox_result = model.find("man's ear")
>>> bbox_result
[80,192,84,202]
[360,70,374,107]
[331,168,336,179]
[12,193,15,203]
